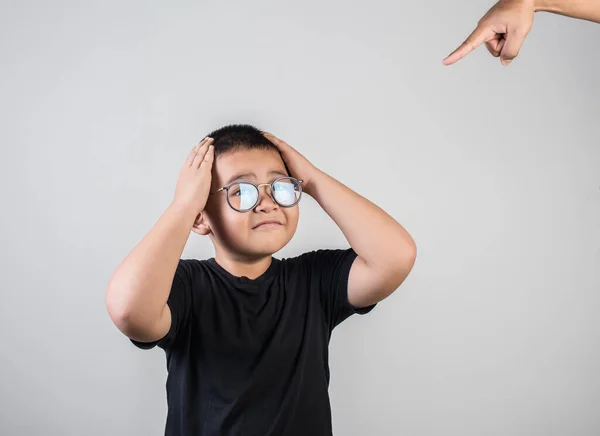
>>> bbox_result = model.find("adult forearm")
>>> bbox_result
[535,0,600,23]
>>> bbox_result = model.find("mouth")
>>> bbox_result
[252,220,283,230]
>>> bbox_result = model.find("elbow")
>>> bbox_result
[407,244,417,272]
[394,240,417,275]
[106,284,165,340]
[105,272,142,329]
[106,297,148,339]
[106,288,133,333]
[105,280,142,336]
[386,244,417,292]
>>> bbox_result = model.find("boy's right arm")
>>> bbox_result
[105,137,214,343]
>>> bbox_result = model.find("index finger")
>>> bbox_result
[184,137,209,166]
[263,132,286,148]
[443,25,496,66]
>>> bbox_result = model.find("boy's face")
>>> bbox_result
[197,147,299,259]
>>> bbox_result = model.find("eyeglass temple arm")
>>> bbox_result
[209,187,226,196]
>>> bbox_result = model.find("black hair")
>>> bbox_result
[206,124,291,176]
[206,124,275,157]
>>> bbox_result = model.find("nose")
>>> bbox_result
[254,183,277,212]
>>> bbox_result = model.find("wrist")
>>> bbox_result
[168,200,201,221]
[302,167,324,197]
[532,0,550,12]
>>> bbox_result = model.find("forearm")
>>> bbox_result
[308,170,416,272]
[534,0,600,23]
[106,201,197,329]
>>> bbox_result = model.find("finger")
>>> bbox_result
[263,132,281,141]
[263,132,285,148]
[499,28,527,66]
[496,38,505,55]
[485,41,498,57]
[443,25,497,65]
[263,131,276,141]
[192,138,213,168]
[185,138,208,167]
[485,37,503,57]
[200,145,215,169]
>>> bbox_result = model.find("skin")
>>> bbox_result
[263,132,417,309]
[106,138,217,342]
[443,0,600,66]
[106,134,417,343]
[192,147,300,279]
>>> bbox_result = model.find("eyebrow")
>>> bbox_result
[225,170,288,185]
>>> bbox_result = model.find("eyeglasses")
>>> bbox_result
[209,176,304,212]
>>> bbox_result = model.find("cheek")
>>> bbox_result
[209,206,249,238]
[284,207,300,230]
[221,214,251,239]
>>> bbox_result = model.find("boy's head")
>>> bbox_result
[191,124,300,260]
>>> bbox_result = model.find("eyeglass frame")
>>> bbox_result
[208,176,304,212]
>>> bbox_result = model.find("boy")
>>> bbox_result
[106,124,417,436]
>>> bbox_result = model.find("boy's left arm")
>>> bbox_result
[264,133,417,309]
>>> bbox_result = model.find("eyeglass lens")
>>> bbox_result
[227,178,301,211]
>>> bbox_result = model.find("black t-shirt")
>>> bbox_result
[131,248,376,436]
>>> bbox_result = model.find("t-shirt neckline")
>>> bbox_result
[208,256,280,285]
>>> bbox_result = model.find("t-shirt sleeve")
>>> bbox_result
[129,259,195,351]
[305,248,377,332]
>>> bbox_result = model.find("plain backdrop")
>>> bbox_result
[1,1,599,435]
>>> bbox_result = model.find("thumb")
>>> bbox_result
[499,28,527,66]
[485,37,504,57]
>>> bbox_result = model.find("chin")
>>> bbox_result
[246,234,292,257]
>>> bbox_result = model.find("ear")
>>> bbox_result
[191,211,211,236]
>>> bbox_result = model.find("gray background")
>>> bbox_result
[1,0,599,435]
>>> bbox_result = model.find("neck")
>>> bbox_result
[214,250,273,279]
